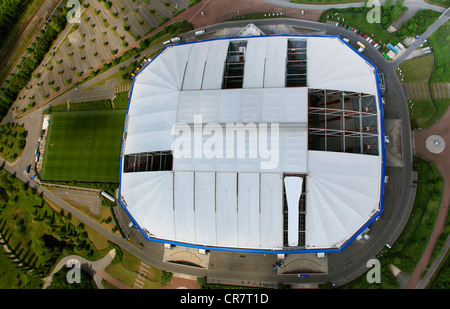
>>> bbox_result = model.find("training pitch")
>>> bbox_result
[41,110,126,183]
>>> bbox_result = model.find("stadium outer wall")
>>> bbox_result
[116,34,386,255]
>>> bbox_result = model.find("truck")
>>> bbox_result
[356,41,365,53]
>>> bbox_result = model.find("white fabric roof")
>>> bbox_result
[120,35,383,251]
[307,37,378,96]
[306,151,381,249]
[121,171,285,249]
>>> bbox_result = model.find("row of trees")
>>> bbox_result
[0,7,68,121]
[0,168,98,280]
[0,0,33,49]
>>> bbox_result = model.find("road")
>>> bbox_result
[267,0,447,12]
[0,0,448,289]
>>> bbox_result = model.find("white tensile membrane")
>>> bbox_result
[120,35,382,251]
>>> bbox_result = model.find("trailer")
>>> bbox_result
[387,43,399,53]
[101,191,115,202]
[396,42,405,50]
[386,50,397,59]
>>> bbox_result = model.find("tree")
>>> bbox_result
[76,222,85,233]
[48,267,96,289]
[0,186,7,207]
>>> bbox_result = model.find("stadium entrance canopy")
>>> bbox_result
[119,35,385,253]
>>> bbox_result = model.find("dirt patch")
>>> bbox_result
[188,0,324,29]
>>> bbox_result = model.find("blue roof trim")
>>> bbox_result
[117,34,386,254]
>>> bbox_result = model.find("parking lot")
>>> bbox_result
[53,188,102,216]
[15,0,195,112]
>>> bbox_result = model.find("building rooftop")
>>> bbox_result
[119,34,385,253]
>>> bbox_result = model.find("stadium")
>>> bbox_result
[118,34,386,254]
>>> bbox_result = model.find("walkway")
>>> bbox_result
[405,106,450,288]
[42,249,131,289]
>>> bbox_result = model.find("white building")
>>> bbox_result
[119,35,385,253]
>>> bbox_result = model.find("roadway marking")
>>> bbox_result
[132,261,151,289]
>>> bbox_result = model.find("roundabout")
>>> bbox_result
[425,134,445,154]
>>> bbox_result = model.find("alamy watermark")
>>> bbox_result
[171,115,280,170]
[366,0,381,24]
[366,258,381,284]
[66,258,81,284]
[66,0,82,24]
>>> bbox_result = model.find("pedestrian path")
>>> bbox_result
[407,106,450,288]
[42,249,131,289]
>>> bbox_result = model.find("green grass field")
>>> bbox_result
[397,54,434,83]
[41,110,126,183]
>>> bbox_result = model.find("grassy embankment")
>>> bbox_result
[0,168,170,289]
